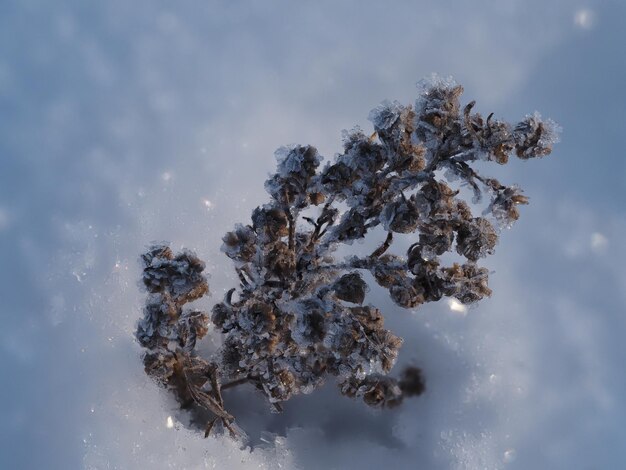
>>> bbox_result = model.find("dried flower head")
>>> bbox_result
[136,76,558,438]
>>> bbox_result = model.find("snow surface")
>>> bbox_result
[2,1,626,469]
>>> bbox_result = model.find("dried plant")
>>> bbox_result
[135,76,559,437]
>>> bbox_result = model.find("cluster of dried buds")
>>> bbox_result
[136,77,558,437]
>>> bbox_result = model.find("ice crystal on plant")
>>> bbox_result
[135,77,558,438]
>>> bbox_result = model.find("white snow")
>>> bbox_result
[2,1,625,469]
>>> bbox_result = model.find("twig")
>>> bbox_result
[371,232,393,258]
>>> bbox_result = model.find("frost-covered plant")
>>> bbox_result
[136,77,559,437]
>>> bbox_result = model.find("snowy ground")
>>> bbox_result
[2,1,626,469]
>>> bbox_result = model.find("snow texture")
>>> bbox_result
[2,1,626,469]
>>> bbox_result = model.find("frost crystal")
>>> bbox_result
[135,77,558,438]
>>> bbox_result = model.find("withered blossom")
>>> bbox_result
[389,281,425,309]
[381,194,422,233]
[350,305,384,331]
[136,76,558,438]
[443,262,492,304]
[514,112,560,159]
[221,224,257,262]
[419,222,455,256]
[142,247,208,303]
[332,272,368,304]
[321,161,354,194]
[487,185,530,228]
[251,205,288,238]
[340,375,404,408]
[264,241,296,279]
[372,254,407,288]
[455,217,498,261]
[210,301,233,331]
